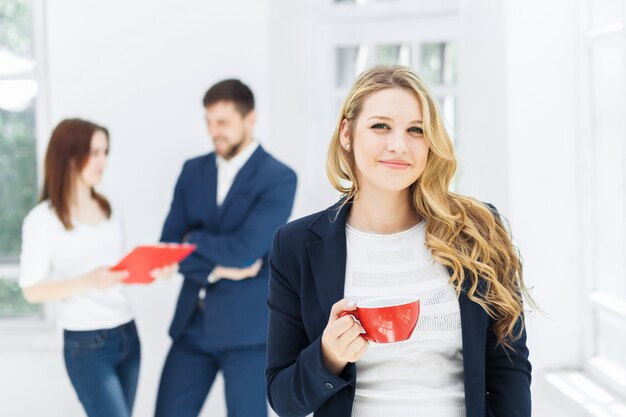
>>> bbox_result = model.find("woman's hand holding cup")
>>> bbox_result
[321,298,369,376]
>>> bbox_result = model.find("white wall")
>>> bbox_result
[269,0,342,217]
[459,0,583,374]
[504,0,582,373]
[457,0,509,210]
[460,0,583,415]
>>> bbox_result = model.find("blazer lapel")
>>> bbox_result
[307,201,351,321]
[450,266,489,359]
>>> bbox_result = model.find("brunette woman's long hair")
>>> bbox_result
[327,66,534,349]
[41,118,111,230]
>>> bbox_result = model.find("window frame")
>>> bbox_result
[0,0,54,338]
[316,0,461,192]
[579,0,626,400]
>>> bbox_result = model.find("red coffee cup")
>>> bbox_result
[340,296,420,343]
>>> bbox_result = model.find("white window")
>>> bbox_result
[333,41,458,137]
[328,2,459,138]
[313,0,460,191]
[581,0,626,397]
[0,0,47,320]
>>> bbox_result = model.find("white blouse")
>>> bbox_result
[19,202,133,331]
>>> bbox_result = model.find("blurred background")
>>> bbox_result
[0,0,624,416]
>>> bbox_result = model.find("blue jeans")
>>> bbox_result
[63,320,141,417]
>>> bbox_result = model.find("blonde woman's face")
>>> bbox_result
[341,87,429,194]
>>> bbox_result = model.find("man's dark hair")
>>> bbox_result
[202,79,255,116]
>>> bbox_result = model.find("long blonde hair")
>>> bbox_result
[327,65,531,349]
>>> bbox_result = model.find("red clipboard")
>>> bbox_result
[111,244,196,284]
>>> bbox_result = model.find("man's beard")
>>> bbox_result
[215,133,246,160]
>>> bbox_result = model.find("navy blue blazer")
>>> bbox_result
[266,201,531,417]
[161,145,297,349]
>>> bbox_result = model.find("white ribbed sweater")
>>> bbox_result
[344,222,466,417]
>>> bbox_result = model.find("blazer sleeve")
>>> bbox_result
[485,316,532,416]
[483,202,532,416]
[186,169,296,267]
[161,161,191,244]
[160,162,215,286]
[265,227,355,417]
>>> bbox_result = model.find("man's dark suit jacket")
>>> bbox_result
[162,145,297,349]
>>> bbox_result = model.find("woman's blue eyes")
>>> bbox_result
[370,123,423,134]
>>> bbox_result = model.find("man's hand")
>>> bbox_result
[212,259,263,282]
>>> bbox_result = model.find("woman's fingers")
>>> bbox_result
[345,337,369,362]
[321,299,369,372]
[336,320,364,346]
[329,299,357,320]
[111,270,129,281]
[330,314,358,337]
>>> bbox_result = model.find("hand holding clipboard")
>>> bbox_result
[110,243,196,284]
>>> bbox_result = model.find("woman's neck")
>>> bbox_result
[347,188,420,234]
[70,180,93,210]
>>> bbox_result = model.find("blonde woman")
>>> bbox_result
[265,66,532,417]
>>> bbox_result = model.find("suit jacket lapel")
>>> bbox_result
[204,153,218,229]
[307,201,351,321]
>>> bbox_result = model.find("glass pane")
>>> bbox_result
[589,0,624,30]
[0,99,38,261]
[595,309,626,371]
[375,44,411,66]
[0,279,41,318]
[0,48,36,77]
[420,42,457,86]
[591,42,626,300]
[437,95,458,142]
[0,79,38,110]
[0,0,34,58]
[336,46,369,88]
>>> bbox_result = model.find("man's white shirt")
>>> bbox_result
[215,141,259,206]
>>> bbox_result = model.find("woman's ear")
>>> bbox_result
[339,119,351,151]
